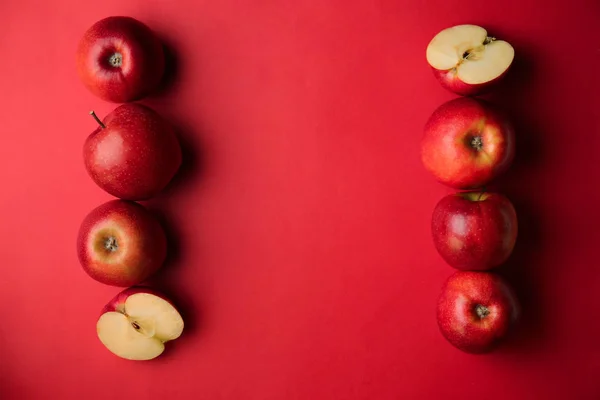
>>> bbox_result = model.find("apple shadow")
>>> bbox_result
[482,46,546,175]
[149,33,181,97]
[464,38,550,354]
[494,199,548,355]
[163,117,206,197]
[160,42,180,95]
[138,281,202,362]
[482,44,545,169]
[138,205,205,344]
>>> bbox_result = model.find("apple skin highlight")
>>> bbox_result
[421,97,515,189]
[431,191,518,271]
[84,103,182,201]
[76,16,165,103]
[77,200,167,287]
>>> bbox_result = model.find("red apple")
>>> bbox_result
[421,97,515,189]
[426,24,514,96]
[84,103,182,200]
[97,287,184,360]
[432,191,518,271]
[437,271,520,353]
[77,200,167,286]
[76,16,165,103]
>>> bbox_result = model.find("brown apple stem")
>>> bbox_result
[483,36,497,45]
[90,111,106,129]
[131,322,141,330]
[475,304,490,319]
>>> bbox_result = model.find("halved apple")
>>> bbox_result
[97,288,184,360]
[426,24,514,96]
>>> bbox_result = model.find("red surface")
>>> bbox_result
[1,0,599,398]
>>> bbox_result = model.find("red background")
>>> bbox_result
[1,0,599,398]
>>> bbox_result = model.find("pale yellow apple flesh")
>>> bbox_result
[426,24,514,84]
[97,293,184,361]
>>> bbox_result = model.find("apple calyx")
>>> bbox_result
[104,236,118,252]
[89,111,106,129]
[475,304,490,319]
[108,52,123,68]
[470,136,483,151]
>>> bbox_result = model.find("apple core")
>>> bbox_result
[462,36,496,61]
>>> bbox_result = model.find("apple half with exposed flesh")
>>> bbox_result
[97,288,184,360]
[426,24,514,96]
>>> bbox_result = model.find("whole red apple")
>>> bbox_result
[84,103,182,200]
[432,191,518,271]
[77,200,167,287]
[437,271,520,353]
[421,97,515,189]
[97,287,184,360]
[76,16,165,103]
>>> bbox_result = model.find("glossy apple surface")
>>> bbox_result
[437,271,520,354]
[77,200,167,286]
[76,16,165,103]
[432,191,518,270]
[421,97,515,189]
[84,103,182,201]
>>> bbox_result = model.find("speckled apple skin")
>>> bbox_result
[84,103,182,200]
[76,16,165,103]
[431,65,511,97]
[77,200,167,286]
[421,97,515,190]
[437,271,520,354]
[431,192,518,271]
[101,287,177,315]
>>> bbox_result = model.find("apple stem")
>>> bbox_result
[90,111,106,129]
[475,304,490,319]
[483,36,497,45]
[131,322,141,330]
